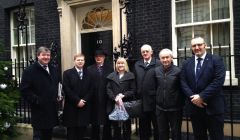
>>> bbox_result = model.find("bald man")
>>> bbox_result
[181,37,226,140]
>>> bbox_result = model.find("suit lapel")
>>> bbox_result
[73,67,85,81]
[72,68,80,79]
[39,63,52,79]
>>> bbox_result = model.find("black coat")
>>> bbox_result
[20,62,59,129]
[106,71,136,114]
[87,63,113,125]
[62,67,92,127]
[134,58,161,112]
[155,64,183,111]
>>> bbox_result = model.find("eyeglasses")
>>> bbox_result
[192,43,204,48]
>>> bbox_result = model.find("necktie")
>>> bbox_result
[144,62,149,67]
[79,70,83,80]
[43,65,49,73]
[196,58,202,79]
[97,66,102,75]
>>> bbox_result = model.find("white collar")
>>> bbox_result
[75,67,83,72]
[195,52,207,60]
[144,58,152,64]
[38,62,48,67]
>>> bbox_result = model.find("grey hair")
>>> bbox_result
[141,44,153,52]
[37,46,51,56]
[159,48,173,58]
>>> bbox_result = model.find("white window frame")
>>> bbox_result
[10,6,36,79]
[11,7,35,47]
[172,0,238,86]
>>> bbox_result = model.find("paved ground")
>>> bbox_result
[13,133,142,140]
[11,124,143,140]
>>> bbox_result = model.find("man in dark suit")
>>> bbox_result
[87,49,113,140]
[62,53,92,140]
[134,44,160,140]
[20,46,60,140]
[181,36,226,140]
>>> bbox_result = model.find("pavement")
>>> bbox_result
[12,124,142,140]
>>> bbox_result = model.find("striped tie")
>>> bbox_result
[79,70,83,80]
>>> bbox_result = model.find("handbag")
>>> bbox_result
[124,100,142,118]
[109,104,129,121]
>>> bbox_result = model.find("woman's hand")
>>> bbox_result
[115,93,125,105]
[77,99,86,108]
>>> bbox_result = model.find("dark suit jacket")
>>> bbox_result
[62,67,92,127]
[20,62,59,129]
[87,62,113,125]
[180,53,226,115]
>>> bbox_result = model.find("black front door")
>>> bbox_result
[81,30,113,67]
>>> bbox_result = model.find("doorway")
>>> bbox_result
[81,30,113,67]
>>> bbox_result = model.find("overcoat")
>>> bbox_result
[87,63,113,125]
[106,71,136,114]
[62,67,92,126]
[134,58,161,112]
[20,62,59,129]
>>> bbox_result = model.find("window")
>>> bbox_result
[11,7,36,79]
[172,0,237,85]
[82,7,112,30]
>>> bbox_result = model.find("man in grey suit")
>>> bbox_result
[181,36,226,140]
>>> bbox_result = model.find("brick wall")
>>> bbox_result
[127,0,171,59]
[231,1,240,120]
[223,87,240,121]
[35,0,60,48]
[233,0,240,78]
[0,7,8,60]
[0,0,19,60]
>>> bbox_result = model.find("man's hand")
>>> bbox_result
[190,94,207,108]
[77,99,86,108]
